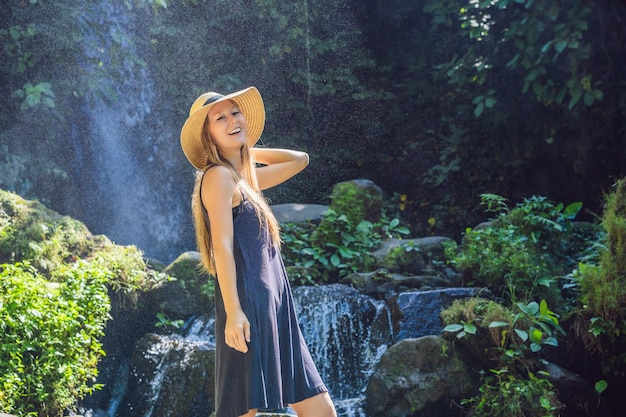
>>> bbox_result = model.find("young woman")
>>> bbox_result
[180,87,337,417]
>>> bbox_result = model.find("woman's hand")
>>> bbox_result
[224,308,251,353]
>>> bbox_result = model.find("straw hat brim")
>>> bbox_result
[180,86,265,170]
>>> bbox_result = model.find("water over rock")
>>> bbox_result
[116,332,215,417]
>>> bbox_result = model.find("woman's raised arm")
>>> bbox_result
[252,148,309,190]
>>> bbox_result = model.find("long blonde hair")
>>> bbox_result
[191,117,281,275]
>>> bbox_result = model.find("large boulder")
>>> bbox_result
[542,362,615,417]
[365,335,478,417]
[117,333,215,417]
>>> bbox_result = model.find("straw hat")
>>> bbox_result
[180,86,265,170]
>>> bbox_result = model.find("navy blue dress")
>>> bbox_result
[213,198,327,417]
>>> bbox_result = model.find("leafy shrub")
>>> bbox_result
[0,262,110,416]
[281,210,408,284]
[461,369,563,417]
[0,190,165,415]
[442,297,566,417]
[445,194,583,304]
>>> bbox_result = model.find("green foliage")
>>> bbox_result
[281,209,381,283]
[446,194,583,303]
[0,262,110,416]
[425,0,602,112]
[578,178,626,317]
[0,190,94,274]
[573,178,626,378]
[442,297,565,417]
[11,82,55,111]
[155,312,185,330]
[442,298,564,368]
[0,189,164,415]
[461,369,563,417]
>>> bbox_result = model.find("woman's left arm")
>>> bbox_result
[252,148,309,190]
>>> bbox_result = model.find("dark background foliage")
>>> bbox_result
[1,0,624,262]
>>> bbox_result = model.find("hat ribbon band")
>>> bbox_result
[204,94,225,106]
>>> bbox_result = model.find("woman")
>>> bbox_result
[180,86,337,417]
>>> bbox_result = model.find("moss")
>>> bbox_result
[580,178,626,318]
[0,189,164,305]
[440,297,515,367]
[329,180,382,226]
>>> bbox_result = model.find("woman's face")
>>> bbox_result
[206,100,248,152]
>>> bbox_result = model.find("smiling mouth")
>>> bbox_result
[229,128,242,135]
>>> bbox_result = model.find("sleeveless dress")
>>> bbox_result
[212,198,328,417]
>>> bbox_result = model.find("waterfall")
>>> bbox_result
[67,1,188,262]
[293,284,394,407]
[100,285,393,417]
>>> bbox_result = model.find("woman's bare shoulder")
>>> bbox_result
[201,166,236,198]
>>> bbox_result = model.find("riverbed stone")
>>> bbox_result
[365,335,477,417]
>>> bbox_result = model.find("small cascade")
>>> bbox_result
[293,284,394,415]
[115,331,215,417]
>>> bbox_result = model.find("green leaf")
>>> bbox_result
[569,87,583,109]
[443,324,464,333]
[489,321,509,328]
[474,102,484,117]
[530,327,543,344]
[563,201,582,219]
[595,380,608,394]
[543,337,559,347]
[514,328,528,341]
[554,40,568,53]
[463,322,477,334]
[592,89,604,100]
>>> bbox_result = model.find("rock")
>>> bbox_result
[365,336,477,417]
[151,251,213,318]
[542,362,615,417]
[395,288,492,342]
[117,333,215,417]
[331,179,384,224]
[339,269,401,299]
[271,203,329,224]
[372,236,454,275]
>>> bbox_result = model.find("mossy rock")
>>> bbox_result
[329,179,383,225]
[152,251,213,317]
[0,189,97,273]
[372,236,453,275]
[339,269,400,298]
[439,297,517,368]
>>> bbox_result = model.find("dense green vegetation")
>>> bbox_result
[1,0,624,261]
[439,180,626,417]
[1,0,625,415]
[0,190,165,416]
